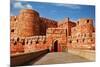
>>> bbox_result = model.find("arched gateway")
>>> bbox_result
[47,28,67,52]
[50,40,62,52]
[53,40,58,52]
[50,40,58,52]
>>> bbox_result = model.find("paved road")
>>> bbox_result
[28,52,90,65]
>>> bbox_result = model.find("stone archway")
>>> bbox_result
[51,40,58,52]
[53,40,58,52]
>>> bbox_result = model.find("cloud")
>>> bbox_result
[64,5,81,9]
[10,1,33,16]
[14,2,32,9]
[54,3,81,9]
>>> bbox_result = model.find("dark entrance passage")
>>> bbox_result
[54,40,58,52]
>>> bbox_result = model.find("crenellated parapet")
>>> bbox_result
[40,17,57,28]
[10,35,47,53]
[68,18,95,49]
[10,9,95,54]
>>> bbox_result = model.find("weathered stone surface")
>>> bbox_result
[10,9,95,54]
[68,18,95,49]
[15,9,40,37]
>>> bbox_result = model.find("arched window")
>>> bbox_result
[83,39,85,42]
[11,29,14,32]
[17,37,19,41]
[22,39,25,45]
[14,41,17,45]
[36,41,39,44]
[22,41,25,45]
[26,41,28,44]
[30,41,32,44]
[77,39,78,42]
[43,41,46,44]
[14,18,16,21]
[87,19,89,23]
[84,34,86,37]
[69,40,72,43]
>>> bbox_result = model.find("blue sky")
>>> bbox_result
[10,1,95,21]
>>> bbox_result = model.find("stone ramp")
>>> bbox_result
[68,49,95,61]
[29,52,90,65]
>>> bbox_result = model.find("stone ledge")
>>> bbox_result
[11,49,49,66]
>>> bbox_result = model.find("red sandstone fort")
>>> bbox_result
[10,9,95,54]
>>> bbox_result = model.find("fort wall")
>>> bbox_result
[15,9,40,37]
[10,9,95,54]
[68,18,95,49]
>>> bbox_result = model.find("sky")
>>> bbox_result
[10,1,95,22]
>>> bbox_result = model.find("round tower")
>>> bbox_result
[15,9,40,37]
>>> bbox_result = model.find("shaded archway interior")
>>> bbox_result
[51,40,58,52]
[54,40,58,52]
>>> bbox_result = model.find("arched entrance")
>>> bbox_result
[51,40,59,52]
[54,40,58,52]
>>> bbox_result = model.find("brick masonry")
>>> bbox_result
[10,9,95,54]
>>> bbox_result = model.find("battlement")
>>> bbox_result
[77,18,93,26]
[47,28,66,34]
[10,9,95,54]
[40,17,57,28]
[10,16,17,21]
[40,17,57,23]
[11,35,46,42]
[10,35,47,53]
[10,16,17,29]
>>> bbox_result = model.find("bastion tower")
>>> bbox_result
[77,18,94,35]
[15,9,40,37]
